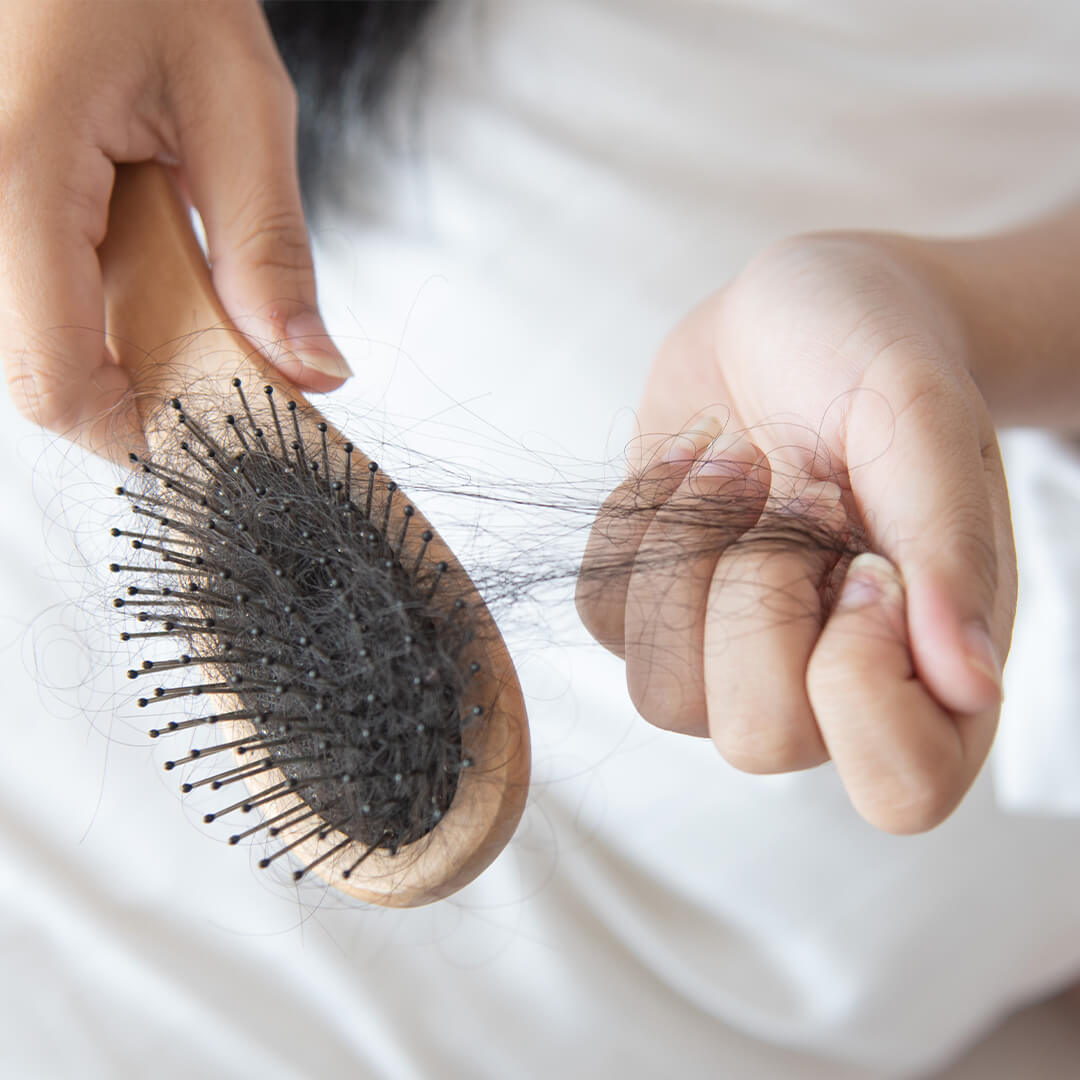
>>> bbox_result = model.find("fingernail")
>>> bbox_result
[284,312,353,379]
[692,431,759,478]
[837,553,903,611]
[662,415,725,464]
[962,622,1003,701]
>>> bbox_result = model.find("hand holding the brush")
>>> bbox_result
[0,0,349,456]
[577,219,1080,832]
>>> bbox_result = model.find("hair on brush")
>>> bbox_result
[113,385,486,866]
[100,163,528,907]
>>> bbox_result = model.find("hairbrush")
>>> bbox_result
[100,163,529,907]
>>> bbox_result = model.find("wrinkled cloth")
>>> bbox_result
[3,2,1080,1077]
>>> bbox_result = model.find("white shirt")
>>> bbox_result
[3,2,1080,1076]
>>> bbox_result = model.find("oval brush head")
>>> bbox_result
[99,164,529,906]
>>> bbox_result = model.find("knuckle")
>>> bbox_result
[712,709,828,774]
[958,515,999,587]
[170,6,297,117]
[5,364,76,432]
[573,576,625,655]
[626,662,706,736]
[239,55,299,127]
[224,201,313,279]
[855,777,959,833]
[852,766,960,835]
[807,623,903,699]
[922,504,1000,614]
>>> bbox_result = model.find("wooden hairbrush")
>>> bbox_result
[100,162,530,907]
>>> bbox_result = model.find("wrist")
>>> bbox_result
[900,216,1080,433]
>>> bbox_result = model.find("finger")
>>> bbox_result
[169,35,351,390]
[808,553,996,833]
[703,478,846,770]
[576,418,723,655]
[622,433,766,733]
[845,363,1008,715]
[0,140,141,459]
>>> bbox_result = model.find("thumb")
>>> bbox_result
[844,362,1011,716]
[171,41,350,391]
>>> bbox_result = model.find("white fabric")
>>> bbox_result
[4,1,1080,1076]
[995,430,1080,813]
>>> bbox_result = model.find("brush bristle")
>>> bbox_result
[111,382,484,878]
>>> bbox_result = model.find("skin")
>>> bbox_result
[579,219,1080,834]
[0,0,350,459]
[1,0,1076,837]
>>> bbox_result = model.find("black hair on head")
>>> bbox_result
[262,0,440,200]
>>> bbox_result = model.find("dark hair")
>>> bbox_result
[262,0,440,198]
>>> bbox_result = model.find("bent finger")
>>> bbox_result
[0,141,140,457]
[576,418,724,654]
[807,553,997,833]
[623,433,765,733]
[704,479,845,770]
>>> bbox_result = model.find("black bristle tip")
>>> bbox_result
[111,389,477,867]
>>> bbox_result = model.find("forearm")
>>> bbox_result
[913,208,1080,432]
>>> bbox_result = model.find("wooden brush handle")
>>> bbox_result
[98,162,530,907]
